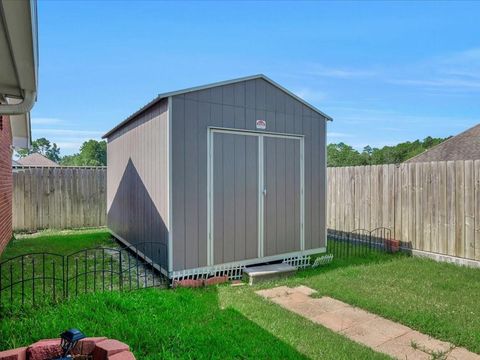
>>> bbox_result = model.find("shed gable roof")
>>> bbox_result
[103,74,332,138]
[406,123,480,162]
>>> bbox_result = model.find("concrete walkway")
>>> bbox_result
[256,286,479,360]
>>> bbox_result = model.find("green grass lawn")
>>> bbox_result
[1,229,480,358]
[4,228,115,258]
[0,230,387,359]
[0,287,387,360]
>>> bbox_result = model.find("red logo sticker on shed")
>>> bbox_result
[256,120,266,130]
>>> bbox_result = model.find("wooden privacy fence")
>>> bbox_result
[13,166,107,232]
[327,160,480,261]
[12,162,480,262]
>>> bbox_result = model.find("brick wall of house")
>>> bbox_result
[0,115,13,254]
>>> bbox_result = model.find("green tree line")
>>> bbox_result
[327,136,449,167]
[17,135,448,168]
[16,138,107,166]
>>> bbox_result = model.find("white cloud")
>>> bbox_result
[34,129,105,136]
[52,136,104,154]
[325,105,478,150]
[290,48,480,96]
[294,88,327,103]
[389,77,480,89]
[442,69,480,80]
[327,132,353,138]
[328,105,476,127]
[326,106,396,116]
[31,117,64,125]
[439,48,480,67]
[387,48,480,92]
[30,123,106,155]
[303,64,376,79]
[56,141,84,150]
[380,126,403,132]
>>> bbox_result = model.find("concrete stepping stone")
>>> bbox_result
[449,347,480,360]
[257,286,480,360]
[341,317,412,348]
[314,306,378,332]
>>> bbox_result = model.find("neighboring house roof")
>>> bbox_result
[103,74,333,138]
[12,159,20,166]
[406,123,480,162]
[16,153,58,167]
[0,0,39,149]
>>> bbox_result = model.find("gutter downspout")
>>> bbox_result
[0,90,36,115]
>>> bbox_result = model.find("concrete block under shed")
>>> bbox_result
[243,263,297,285]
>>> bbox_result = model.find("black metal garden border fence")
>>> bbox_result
[327,227,398,259]
[0,242,167,312]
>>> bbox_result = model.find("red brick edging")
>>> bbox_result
[173,275,229,288]
[0,337,135,360]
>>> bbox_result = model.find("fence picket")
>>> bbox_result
[455,161,465,258]
[465,160,475,259]
[438,161,447,255]
[475,160,480,261]
[446,161,456,256]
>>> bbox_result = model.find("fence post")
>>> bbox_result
[9,264,13,305]
[118,251,123,291]
[65,256,68,298]
[93,252,97,292]
[84,250,88,294]
[75,258,79,296]
[32,257,35,306]
[52,260,56,302]
[21,256,24,306]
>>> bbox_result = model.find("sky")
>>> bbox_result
[30,1,480,155]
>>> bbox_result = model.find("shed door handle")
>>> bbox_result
[263,187,267,196]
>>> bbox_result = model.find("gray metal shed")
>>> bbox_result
[103,74,331,280]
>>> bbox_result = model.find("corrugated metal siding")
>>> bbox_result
[106,98,169,270]
[171,78,326,271]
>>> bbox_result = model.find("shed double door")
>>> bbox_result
[208,129,303,266]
